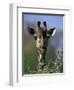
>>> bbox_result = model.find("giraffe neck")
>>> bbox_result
[37,48,47,71]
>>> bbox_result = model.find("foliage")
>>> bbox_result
[23,43,63,74]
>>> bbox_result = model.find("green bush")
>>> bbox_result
[24,46,63,74]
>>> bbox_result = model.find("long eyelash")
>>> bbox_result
[34,36,37,40]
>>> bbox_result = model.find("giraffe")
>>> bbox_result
[28,21,56,72]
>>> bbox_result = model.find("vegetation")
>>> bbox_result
[23,39,63,74]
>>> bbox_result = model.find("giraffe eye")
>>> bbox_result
[34,36,37,40]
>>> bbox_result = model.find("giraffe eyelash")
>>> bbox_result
[34,36,37,40]
[34,34,37,40]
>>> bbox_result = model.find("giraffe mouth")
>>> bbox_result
[39,46,47,51]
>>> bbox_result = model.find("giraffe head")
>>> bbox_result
[28,21,56,60]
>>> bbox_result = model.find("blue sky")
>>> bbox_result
[23,14,63,30]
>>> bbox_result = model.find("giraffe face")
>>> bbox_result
[28,21,56,59]
[34,28,47,49]
[34,28,48,59]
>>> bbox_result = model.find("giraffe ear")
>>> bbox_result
[28,27,35,35]
[48,27,56,36]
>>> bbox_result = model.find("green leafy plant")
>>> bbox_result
[24,40,63,74]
